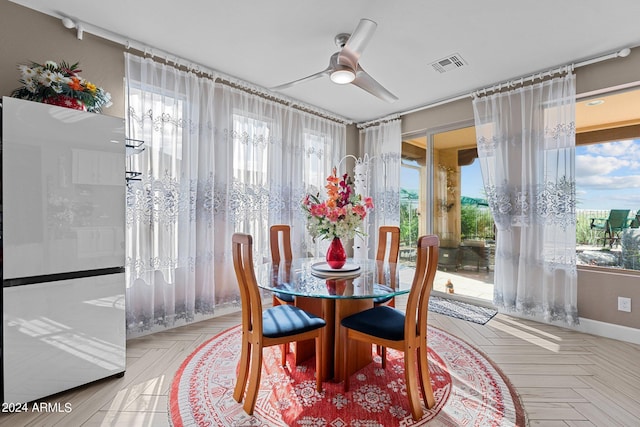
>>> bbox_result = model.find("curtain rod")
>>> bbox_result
[472,64,574,98]
[357,114,400,129]
[58,15,353,125]
[384,47,633,119]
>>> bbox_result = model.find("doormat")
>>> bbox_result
[429,295,498,324]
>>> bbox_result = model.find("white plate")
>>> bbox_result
[310,269,362,279]
[311,262,361,273]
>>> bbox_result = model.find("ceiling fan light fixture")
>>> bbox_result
[330,68,356,84]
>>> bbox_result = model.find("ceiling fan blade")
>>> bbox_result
[352,65,398,103]
[271,67,331,91]
[338,18,377,70]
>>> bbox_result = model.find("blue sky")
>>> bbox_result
[401,138,640,211]
[575,139,640,210]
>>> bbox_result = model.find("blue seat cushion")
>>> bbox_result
[273,291,295,303]
[262,304,326,338]
[341,305,405,341]
[373,295,393,305]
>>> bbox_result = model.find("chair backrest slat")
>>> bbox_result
[233,233,263,334]
[376,226,400,262]
[609,209,630,229]
[270,225,292,265]
[404,235,439,341]
[376,226,400,285]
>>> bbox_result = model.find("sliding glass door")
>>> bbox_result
[400,127,495,301]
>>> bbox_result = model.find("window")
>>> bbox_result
[126,87,185,272]
[231,113,274,258]
[302,130,332,256]
[400,159,421,264]
[576,138,640,270]
[303,130,326,190]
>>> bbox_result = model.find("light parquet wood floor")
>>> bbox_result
[2,300,640,427]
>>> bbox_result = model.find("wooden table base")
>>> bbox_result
[293,296,373,382]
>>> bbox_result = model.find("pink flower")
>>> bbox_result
[364,197,374,209]
[327,208,341,222]
[353,204,366,219]
[310,203,327,217]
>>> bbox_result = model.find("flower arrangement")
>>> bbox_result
[11,60,112,113]
[302,167,374,241]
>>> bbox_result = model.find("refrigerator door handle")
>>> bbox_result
[3,266,126,288]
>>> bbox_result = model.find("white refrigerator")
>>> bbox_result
[1,97,126,404]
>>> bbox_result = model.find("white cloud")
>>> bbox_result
[577,174,640,189]
[584,139,640,160]
[575,155,633,177]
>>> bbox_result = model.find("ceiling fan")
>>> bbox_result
[271,18,398,103]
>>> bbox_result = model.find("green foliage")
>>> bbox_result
[400,188,419,246]
[460,204,494,240]
[400,203,419,245]
[576,215,593,245]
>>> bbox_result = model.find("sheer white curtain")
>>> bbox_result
[213,85,345,267]
[125,54,218,336]
[358,119,402,258]
[125,53,345,336]
[286,109,346,257]
[473,72,578,325]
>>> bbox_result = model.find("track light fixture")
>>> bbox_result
[61,16,83,40]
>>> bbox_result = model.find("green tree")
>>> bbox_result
[400,189,419,246]
[461,204,495,240]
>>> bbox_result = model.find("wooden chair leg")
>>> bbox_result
[243,344,263,415]
[273,295,290,356]
[381,346,387,369]
[281,344,287,366]
[233,339,251,403]
[343,334,350,392]
[404,348,424,421]
[315,335,323,393]
[418,345,435,408]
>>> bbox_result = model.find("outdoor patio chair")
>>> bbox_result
[630,210,640,228]
[590,209,631,247]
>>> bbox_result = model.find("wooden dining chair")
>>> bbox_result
[372,226,400,357]
[269,224,295,306]
[269,224,296,361]
[341,235,439,421]
[373,225,400,308]
[232,233,326,415]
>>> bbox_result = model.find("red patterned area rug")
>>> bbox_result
[169,325,526,426]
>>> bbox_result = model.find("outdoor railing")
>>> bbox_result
[399,205,639,271]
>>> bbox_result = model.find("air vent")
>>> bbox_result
[430,53,467,73]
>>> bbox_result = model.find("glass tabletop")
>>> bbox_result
[255,257,410,300]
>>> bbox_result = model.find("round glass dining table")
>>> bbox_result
[255,258,411,381]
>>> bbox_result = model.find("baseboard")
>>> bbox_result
[572,317,640,345]
[492,309,640,345]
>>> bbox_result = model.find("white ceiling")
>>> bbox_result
[10,0,640,123]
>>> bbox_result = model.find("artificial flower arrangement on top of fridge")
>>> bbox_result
[302,167,374,268]
[11,60,112,113]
